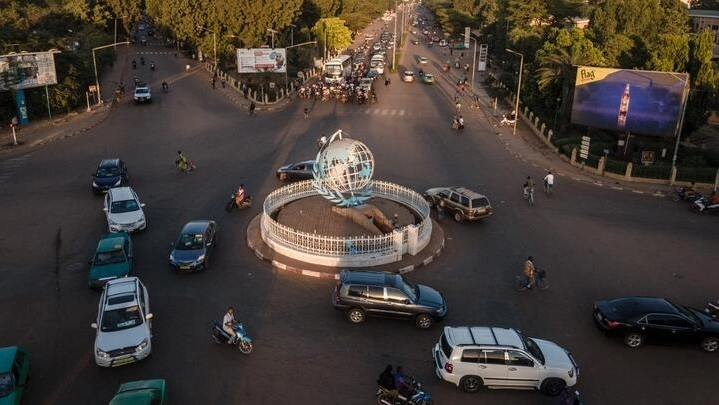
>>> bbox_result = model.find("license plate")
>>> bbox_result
[113,357,135,366]
[180,266,190,270]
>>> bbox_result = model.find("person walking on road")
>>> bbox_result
[304,107,309,119]
[249,101,256,117]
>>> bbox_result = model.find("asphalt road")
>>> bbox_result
[1,9,719,405]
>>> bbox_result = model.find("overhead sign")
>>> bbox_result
[477,44,488,72]
[0,51,59,91]
[236,48,286,73]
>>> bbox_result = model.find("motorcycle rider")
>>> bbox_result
[234,184,246,207]
[377,365,397,396]
[393,366,415,399]
[523,176,535,200]
[524,256,536,289]
[544,171,554,193]
[223,306,239,343]
[176,150,190,171]
[162,81,168,92]
[150,61,156,71]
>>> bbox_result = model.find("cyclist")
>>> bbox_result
[523,256,536,289]
[543,171,554,195]
[523,176,535,204]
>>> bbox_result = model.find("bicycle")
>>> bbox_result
[523,187,534,205]
[514,269,549,291]
[543,181,553,196]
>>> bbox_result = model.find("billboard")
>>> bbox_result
[236,48,286,73]
[0,51,59,91]
[570,66,689,137]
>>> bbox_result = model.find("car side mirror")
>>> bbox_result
[103,208,108,212]
[91,323,98,329]
[140,203,146,207]
[146,313,153,320]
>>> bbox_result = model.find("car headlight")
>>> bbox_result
[108,218,118,226]
[136,338,148,352]
[92,181,98,187]
[113,179,121,186]
[196,254,205,263]
[96,349,109,358]
[169,253,175,262]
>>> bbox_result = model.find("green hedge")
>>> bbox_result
[631,164,671,180]
[676,167,717,183]
[605,159,628,175]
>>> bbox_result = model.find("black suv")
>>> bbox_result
[92,159,128,194]
[332,269,447,329]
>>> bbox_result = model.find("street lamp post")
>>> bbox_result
[197,26,217,72]
[505,48,523,135]
[392,0,398,70]
[92,41,130,105]
[267,28,278,49]
[290,24,296,47]
[285,41,317,93]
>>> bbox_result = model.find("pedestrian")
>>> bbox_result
[438,199,445,220]
[249,101,256,116]
[221,78,226,88]
[304,107,309,119]
[211,77,216,89]
[385,77,391,86]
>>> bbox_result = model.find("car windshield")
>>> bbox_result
[95,249,126,265]
[0,372,14,397]
[111,199,140,213]
[396,276,418,302]
[519,333,546,365]
[136,88,149,94]
[96,167,121,178]
[101,305,144,332]
[175,233,204,250]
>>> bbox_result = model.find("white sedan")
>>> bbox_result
[103,186,147,233]
[402,71,415,83]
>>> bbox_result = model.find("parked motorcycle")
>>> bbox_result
[211,321,254,354]
[672,187,702,202]
[225,194,253,212]
[175,159,196,173]
[376,376,432,405]
[150,62,156,71]
[705,300,719,320]
[690,196,719,213]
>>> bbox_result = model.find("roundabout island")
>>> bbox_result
[246,130,445,277]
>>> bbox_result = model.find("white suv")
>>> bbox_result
[91,277,153,367]
[434,326,579,396]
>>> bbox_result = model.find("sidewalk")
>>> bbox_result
[0,45,134,159]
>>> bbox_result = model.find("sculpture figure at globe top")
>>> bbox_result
[313,130,374,207]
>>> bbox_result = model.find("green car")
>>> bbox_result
[0,346,30,405]
[109,379,167,405]
[422,73,435,84]
[89,232,133,289]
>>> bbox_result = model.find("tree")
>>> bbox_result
[685,28,719,132]
[311,17,352,59]
[505,0,550,53]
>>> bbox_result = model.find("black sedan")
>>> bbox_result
[593,296,719,352]
[276,160,315,181]
[169,220,217,272]
[92,158,128,194]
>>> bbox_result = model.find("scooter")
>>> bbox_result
[672,187,702,202]
[150,62,156,71]
[212,321,254,354]
[376,376,432,405]
[175,159,196,173]
[691,196,719,213]
[499,113,517,127]
[225,195,253,212]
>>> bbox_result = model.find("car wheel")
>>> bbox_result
[700,336,719,352]
[623,332,644,348]
[540,378,566,396]
[415,314,433,329]
[279,173,288,181]
[454,211,463,222]
[459,375,482,393]
[347,308,366,324]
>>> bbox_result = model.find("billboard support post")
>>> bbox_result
[671,76,691,173]
[92,41,129,105]
[506,48,523,135]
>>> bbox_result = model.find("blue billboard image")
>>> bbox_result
[570,67,689,137]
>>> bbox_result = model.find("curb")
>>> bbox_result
[246,215,446,279]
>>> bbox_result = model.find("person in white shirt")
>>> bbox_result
[543,171,554,194]
[223,306,238,343]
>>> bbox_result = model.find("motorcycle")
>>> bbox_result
[140,56,145,66]
[705,300,719,320]
[132,60,137,69]
[376,376,432,405]
[499,113,517,127]
[225,194,253,212]
[175,159,196,173]
[150,62,156,71]
[162,82,168,93]
[672,187,702,202]
[691,196,719,213]
[211,321,254,354]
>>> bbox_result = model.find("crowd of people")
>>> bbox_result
[297,78,377,105]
